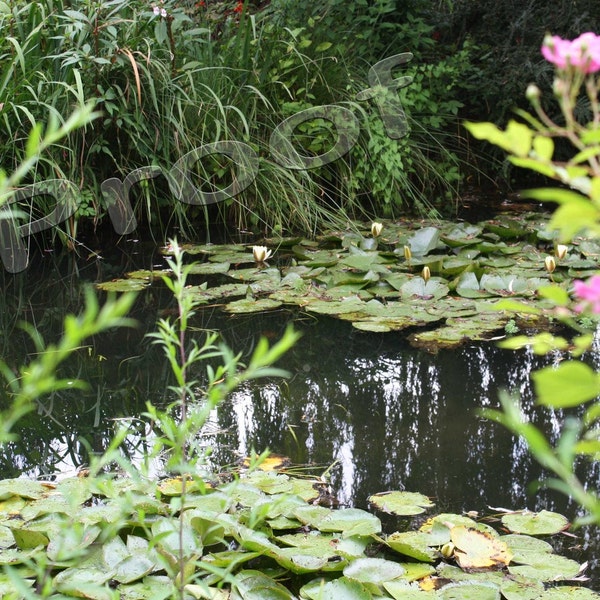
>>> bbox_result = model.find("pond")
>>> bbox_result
[1,228,599,588]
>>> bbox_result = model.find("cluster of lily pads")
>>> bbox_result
[99,213,600,350]
[0,465,596,599]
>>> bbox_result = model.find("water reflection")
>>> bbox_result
[0,242,598,583]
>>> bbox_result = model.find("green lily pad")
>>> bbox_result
[188,261,231,275]
[343,557,406,584]
[185,283,248,303]
[499,576,545,600]
[385,531,437,562]
[500,534,554,563]
[293,506,381,537]
[508,554,581,581]
[300,577,373,600]
[368,491,434,516]
[223,298,282,315]
[537,588,600,599]
[439,582,500,599]
[408,227,443,255]
[501,510,569,536]
[96,278,150,292]
[401,277,449,300]
[234,570,297,600]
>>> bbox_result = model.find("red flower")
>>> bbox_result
[233,1,243,13]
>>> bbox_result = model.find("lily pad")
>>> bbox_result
[343,557,406,584]
[385,531,437,562]
[96,278,150,292]
[508,554,581,581]
[500,510,569,536]
[450,526,513,570]
[223,297,283,314]
[368,491,434,516]
[300,577,373,600]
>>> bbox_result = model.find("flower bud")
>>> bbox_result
[526,84,541,102]
[371,222,383,237]
[555,244,568,260]
[441,542,455,559]
[403,245,412,261]
[421,265,431,282]
[544,255,556,273]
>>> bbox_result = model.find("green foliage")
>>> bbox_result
[0,473,593,598]
[0,0,479,246]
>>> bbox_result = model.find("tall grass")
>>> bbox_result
[0,0,472,250]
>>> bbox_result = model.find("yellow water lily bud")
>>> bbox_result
[403,245,412,261]
[441,542,455,559]
[555,244,568,260]
[252,245,273,263]
[421,265,431,282]
[544,255,556,273]
[371,221,383,237]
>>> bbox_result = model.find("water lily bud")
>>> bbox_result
[441,542,455,559]
[371,221,383,237]
[526,84,541,102]
[555,244,568,260]
[544,255,556,273]
[403,245,412,261]
[421,265,431,282]
[252,245,272,263]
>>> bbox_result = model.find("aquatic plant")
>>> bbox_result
[98,210,599,351]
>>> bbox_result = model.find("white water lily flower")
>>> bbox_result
[252,245,272,263]
[371,222,383,237]
[544,255,556,273]
[421,265,431,282]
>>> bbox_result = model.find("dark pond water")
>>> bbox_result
[1,231,599,587]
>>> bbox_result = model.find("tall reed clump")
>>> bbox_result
[0,0,367,243]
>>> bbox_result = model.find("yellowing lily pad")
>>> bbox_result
[450,526,513,570]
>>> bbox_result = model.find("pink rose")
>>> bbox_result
[573,275,600,313]
[541,32,600,74]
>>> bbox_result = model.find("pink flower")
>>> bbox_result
[541,32,600,74]
[573,275,600,313]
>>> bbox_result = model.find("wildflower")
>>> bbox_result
[573,275,600,313]
[252,245,272,263]
[233,0,243,13]
[160,7,167,16]
[542,32,600,74]
[371,222,383,237]
[153,5,160,15]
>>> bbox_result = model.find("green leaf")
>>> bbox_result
[385,531,437,562]
[368,491,434,516]
[532,362,600,407]
[300,577,373,600]
[501,510,569,536]
[343,557,406,584]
